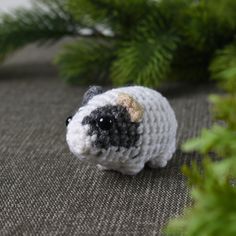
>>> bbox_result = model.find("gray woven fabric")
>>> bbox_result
[0,75,213,235]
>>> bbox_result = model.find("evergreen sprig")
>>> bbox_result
[210,42,236,92]
[165,40,236,235]
[0,0,235,86]
[55,39,115,84]
[111,33,178,86]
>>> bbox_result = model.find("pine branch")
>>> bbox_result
[1,0,235,87]
[165,37,236,236]
[68,0,157,38]
[206,0,236,30]
[181,0,236,52]
[210,41,236,92]
[111,30,179,87]
[54,39,115,84]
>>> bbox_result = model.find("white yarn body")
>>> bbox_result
[66,86,177,175]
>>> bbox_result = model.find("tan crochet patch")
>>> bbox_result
[117,93,144,122]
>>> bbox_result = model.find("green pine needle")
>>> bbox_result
[166,28,236,236]
[111,34,179,87]
[210,41,236,92]
[0,0,236,86]
[54,39,115,84]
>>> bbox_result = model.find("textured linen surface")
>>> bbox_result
[0,77,212,235]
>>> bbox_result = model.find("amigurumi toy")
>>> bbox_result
[66,86,177,175]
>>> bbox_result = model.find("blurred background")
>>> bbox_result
[0,0,68,79]
[0,0,235,87]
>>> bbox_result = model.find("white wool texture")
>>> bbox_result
[66,86,177,175]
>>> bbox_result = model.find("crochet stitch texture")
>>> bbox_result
[66,86,177,175]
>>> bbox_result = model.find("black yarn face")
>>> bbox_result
[82,105,140,150]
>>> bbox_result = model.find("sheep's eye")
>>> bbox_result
[66,116,72,126]
[97,116,113,130]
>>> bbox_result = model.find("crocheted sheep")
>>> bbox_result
[66,86,177,175]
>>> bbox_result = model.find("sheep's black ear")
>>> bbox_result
[81,86,104,105]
